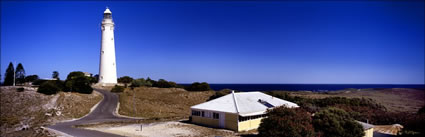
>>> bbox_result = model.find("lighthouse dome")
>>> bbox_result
[104,8,112,14]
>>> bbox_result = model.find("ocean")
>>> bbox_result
[198,84,425,92]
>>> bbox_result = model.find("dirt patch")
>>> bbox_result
[288,88,425,113]
[118,87,214,119]
[0,86,102,137]
[81,120,240,137]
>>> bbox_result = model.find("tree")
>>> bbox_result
[118,76,133,87]
[185,82,211,91]
[3,62,14,86]
[15,63,25,85]
[118,76,133,84]
[92,74,99,83]
[25,75,39,82]
[52,71,59,80]
[313,107,364,137]
[146,77,157,86]
[258,107,315,137]
[64,71,93,94]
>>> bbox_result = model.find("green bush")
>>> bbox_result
[64,71,93,94]
[208,89,232,101]
[313,107,364,137]
[16,87,25,92]
[25,75,39,82]
[185,82,211,91]
[32,79,47,86]
[111,85,125,93]
[259,107,315,137]
[37,81,61,95]
[400,108,425,137]
[130,78,152,87]
[152,79,175,88]
[118,76,133,84]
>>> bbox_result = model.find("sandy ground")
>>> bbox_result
[85,121,197,137]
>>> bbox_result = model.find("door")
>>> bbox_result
[219,112,225,128]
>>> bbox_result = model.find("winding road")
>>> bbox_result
[48,88,135,137]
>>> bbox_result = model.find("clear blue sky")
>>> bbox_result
[1,1,424,84]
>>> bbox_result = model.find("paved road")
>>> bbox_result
[48,88,134,137]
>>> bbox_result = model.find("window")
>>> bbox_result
[258,99,275,108]
[192,110,200,116]
[213,112,219,119]
[239,114,266,122]
[201,111,205,117]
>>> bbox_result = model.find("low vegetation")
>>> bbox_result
[119,76,213,91]
[312,107,364,137]
[0,86,102,137]
[37,80,62,95]
[111,85,125,93]
[185,82,211,91]
[36,71,94,95]
[259,106,364,137]
[259,107,314,137]
[118,87,214,119]
[64,71,93,94]
[265,89,425,136]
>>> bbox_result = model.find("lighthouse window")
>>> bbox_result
[101,51,104,54]
[113,62,115,66]
[111,38,113,40]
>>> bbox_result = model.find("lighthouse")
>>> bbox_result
[98,7,117,85]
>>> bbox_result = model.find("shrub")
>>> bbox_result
[25,75,39,82]
[313,107,364,137]
[64,71,93,94]
[37,81,61,95]
[152,79,173,88]
[16,87,25,92]
[111,85,125,93]
[259,106,315,137]
[32,79,47,86]
[208,89,232,101]
[400,108,425,137]
[118,76,133,84]
[185,82,211,91]
[131,78,152,87]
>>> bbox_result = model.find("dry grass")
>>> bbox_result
[54,90,102,120]
[288,88,425,113]
[118,87,214,119]
[0,86,102,137]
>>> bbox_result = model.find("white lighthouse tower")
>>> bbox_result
[98,7,117,85]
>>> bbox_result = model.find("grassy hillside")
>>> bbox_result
[118,87,214,119]
[0,86,102,137]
